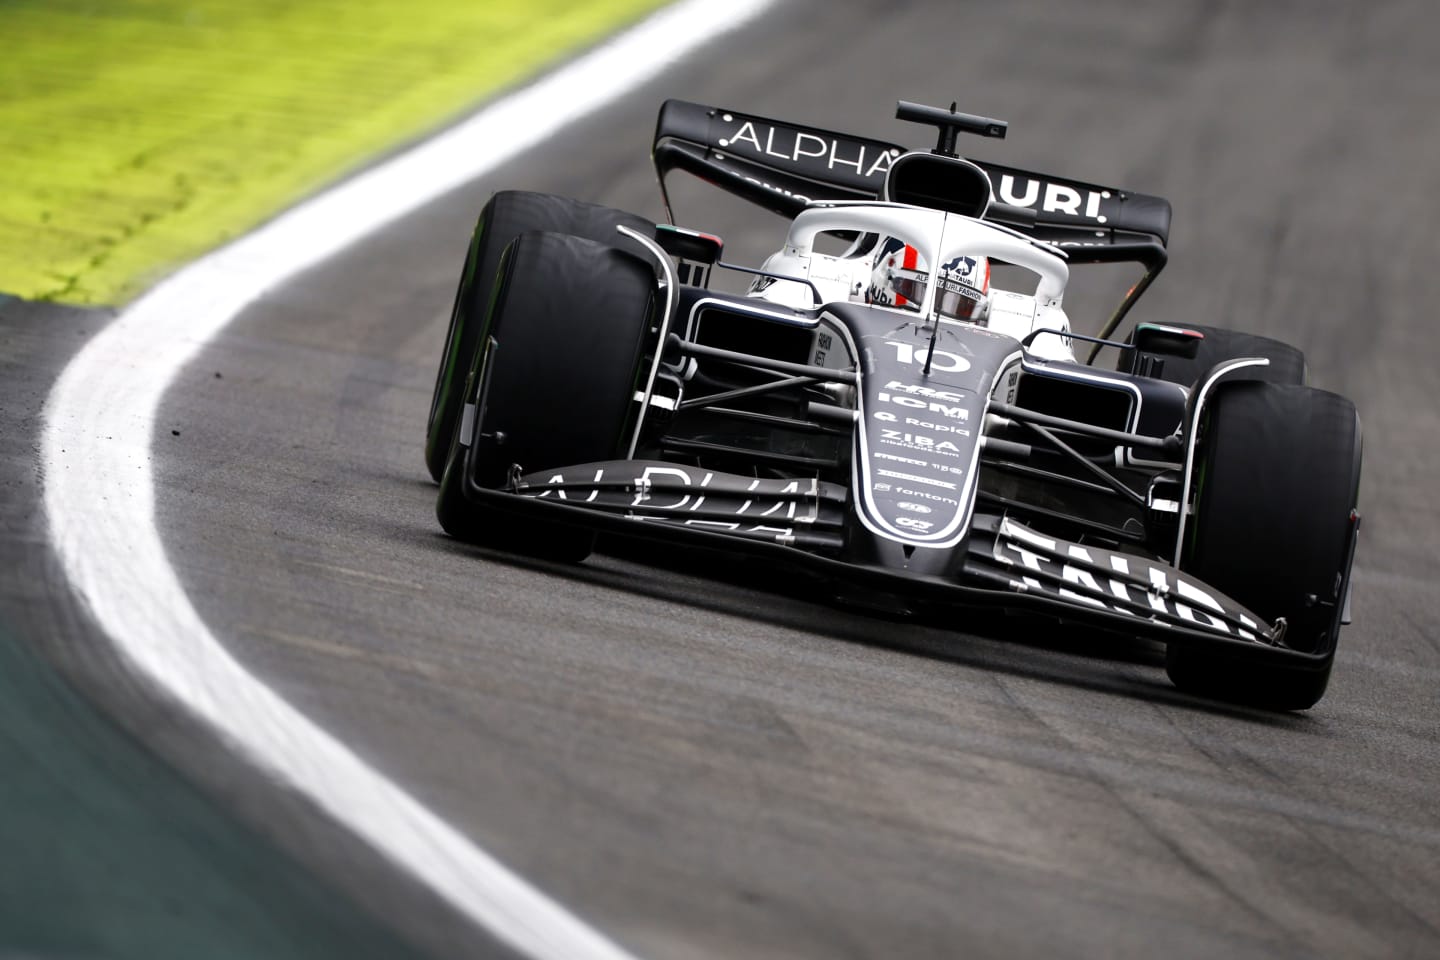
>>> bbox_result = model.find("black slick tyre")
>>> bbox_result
[1168,381,1362,709]
[1123,322,1307,386]
[436,231,656,562]
[425,191,651,482]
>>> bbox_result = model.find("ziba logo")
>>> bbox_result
[884,341,971,373]
[879,429,960,454]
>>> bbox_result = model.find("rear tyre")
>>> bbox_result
[1122,322,1307,386]
[436,231,656,562]
[425,191,651,482]
[1167,381,1362,709]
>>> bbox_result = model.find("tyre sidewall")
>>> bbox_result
[424,191,651,481]
[437,231,656,561]
[1169,381,1362,710]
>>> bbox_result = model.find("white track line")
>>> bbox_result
[39,2,773,957]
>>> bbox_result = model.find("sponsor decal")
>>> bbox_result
[994,520,1260,639]
[906,416,969,437]
[884,381,968,403]
[730,172,812,205]
[813,331,834,366]
[878,429,962,457]
[896,502,932,514]
[715,117,900,179]
[872,451,927,467]
[535,465,818,523]
[895,487,959,506]
[875,468,957,491]
[996,174,1110,224]
[872,451,963,476]
[945,255,980,280]
[875,391,969,421]
[999,368,1018,405]
[937,277,983,303]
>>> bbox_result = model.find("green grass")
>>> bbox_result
[0,0,668,305]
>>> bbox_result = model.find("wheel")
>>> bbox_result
[1167,381,1362,709]
[425,191,652,482]
[1121,322,1307,386]
[436,230,657,562]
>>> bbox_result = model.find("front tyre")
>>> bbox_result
[425,191,651,482]
[436,231,657,562]
[1168,381,1362,709]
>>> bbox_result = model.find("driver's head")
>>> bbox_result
[866,238,991,324]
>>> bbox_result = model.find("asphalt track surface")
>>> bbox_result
[8,1,1440,957]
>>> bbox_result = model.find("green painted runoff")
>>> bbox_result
[0,624,427,959]
[0,0,668,305]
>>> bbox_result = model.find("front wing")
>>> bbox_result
[460,459,1329,677]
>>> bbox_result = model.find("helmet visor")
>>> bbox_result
[936,275,986,320]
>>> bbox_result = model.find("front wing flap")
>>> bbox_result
[514,460,849,549]
[965,515,1278,646]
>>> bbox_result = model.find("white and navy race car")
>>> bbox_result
[424,99,1362,710]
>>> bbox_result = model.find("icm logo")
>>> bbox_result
[896,502,932,515]
[876,390,970,421]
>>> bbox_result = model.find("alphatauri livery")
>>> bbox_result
[425,100,1363,711]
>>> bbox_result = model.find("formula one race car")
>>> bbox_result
[424,99,1362,710]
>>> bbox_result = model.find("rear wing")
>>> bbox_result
[652,99,1173,356]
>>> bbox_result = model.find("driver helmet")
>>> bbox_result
[866,237,991,324]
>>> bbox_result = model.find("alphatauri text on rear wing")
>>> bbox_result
[652,99,1173,349]
[652,99,1171,258]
